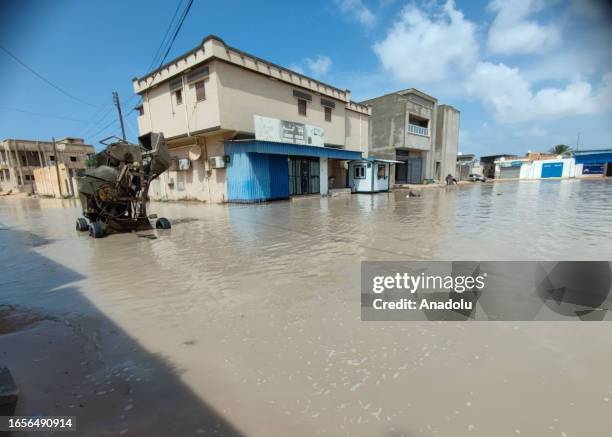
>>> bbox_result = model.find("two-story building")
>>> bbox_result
[0,137,94,193]
[132,35,370,203]
[362,89,459,185]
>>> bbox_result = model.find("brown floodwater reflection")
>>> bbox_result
[1,179,612,436]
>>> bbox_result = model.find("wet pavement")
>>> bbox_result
[1,179,612,436]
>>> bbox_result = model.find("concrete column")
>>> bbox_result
[320,157,328,196]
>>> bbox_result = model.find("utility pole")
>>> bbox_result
[52,137,63,198]
[112,91,127,141]
[575,132,581,152]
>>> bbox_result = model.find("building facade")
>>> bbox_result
[456,153,477,180]
[0,137,94,194]
[361,89,459,185]
[574,149,612,178]
[133,35,370,203]
[480,154,517,179]
[494,156,576,180]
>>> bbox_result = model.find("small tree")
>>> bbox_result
[549,144,572,155]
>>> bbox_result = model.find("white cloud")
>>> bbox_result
[290,55,332,79]
[466,62,612,122]
[336,0,376,28]
[288,64,305,75]
[305,55,332,77]
[487,0,560,55]
[373,0,478,83]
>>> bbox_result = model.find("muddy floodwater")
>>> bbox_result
[2,179,612,436]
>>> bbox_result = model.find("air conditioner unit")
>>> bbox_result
[208,156,226,169]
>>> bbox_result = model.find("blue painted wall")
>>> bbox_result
[226,151,289,202]
[541,162,564,178]
[575,152,612,164]
[224,140,363,202]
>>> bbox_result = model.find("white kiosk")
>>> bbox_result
[348,158,399,193]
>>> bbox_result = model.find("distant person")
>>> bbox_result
[445,174,457,185]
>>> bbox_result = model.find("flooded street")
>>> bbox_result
[2,179,612,436]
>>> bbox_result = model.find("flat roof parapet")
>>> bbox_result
[133,35,368,113]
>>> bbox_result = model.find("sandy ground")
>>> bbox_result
[1,180,612,436]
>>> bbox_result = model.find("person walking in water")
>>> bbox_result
[445,174,456,185]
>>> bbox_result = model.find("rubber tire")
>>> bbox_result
[89,222,105,239]
[155,217,171,229]
[76,217,89,232]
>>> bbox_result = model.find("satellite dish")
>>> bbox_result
[56,142,66,152]
[188,145,202,161]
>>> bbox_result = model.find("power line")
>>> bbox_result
[147,0,186,72]
[158,0,195,68]
[83,0,193,142]
[86,117,119,141]
[80,105,115,137]
[0,44,100,109]
[0,106,88,123]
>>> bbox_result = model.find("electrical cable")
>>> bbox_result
[0,44,100,108]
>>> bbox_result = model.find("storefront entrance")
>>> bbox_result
[396,157,423,184]
[289,156,320,195]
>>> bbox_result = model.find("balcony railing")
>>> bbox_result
[407,123,429,137]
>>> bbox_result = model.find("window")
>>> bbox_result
[298,98,307,116]
[195,80,206,101]
[70,156,77,162]
[377,164,386,179]
[49,155,55,162]
[324,106,332,122]
[174,89,183,105]
[354,165,366,179]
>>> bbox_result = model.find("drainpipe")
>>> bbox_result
[146,91,153,133]
[182,74,191,137]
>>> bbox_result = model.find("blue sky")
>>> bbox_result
[1,0,611,156]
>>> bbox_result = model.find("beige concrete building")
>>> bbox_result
[434,104,460,181]
[362,89,459,184]
[132,35,370,203]
[0,137,94,194]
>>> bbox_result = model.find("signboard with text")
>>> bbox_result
[254,115,324,147]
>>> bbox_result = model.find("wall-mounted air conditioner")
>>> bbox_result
[209,156,226,169]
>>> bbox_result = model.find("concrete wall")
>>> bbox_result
[364,90,438,180]
[32,164,77,198]
[530,158,575,179]
[494,158,576,180]
[148,134,228,202]
[435,105,460,180]
[138,63,221,139]
[217,61,348,147]
[366,94,410,159]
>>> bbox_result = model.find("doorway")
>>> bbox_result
[289,156,320,195]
